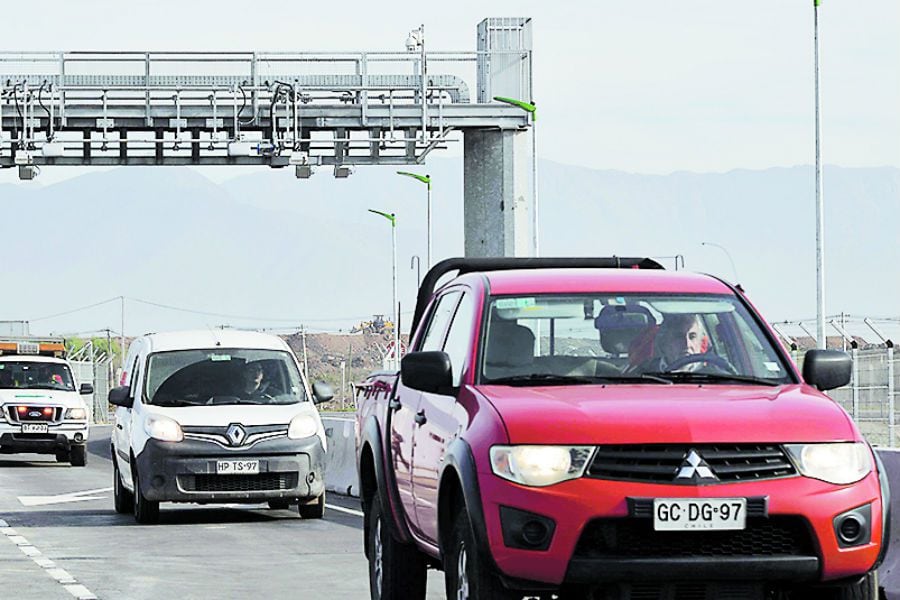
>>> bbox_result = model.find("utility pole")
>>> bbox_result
[301,326,309,380]
[120,296,126,372]
[813,0,826,349]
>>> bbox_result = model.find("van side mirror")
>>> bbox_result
[79,383,94,395]
[108,386,133,408]
[803,349,852,391]
[401,351,453,394]
[312,382,334,404]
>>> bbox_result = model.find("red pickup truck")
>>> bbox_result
[354,258,889,600]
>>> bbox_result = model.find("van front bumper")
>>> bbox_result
[134,435,326,503]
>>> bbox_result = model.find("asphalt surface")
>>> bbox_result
[0,426,446,599]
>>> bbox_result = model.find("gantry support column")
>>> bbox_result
[463,128,533,258]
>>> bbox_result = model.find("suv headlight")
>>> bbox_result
[288,414,318,440]
[490,445,595,487]
[144,414,183,443]
[65,408,87,421]
[784,442,873,485]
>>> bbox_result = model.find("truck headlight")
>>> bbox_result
[490,445,594,487]
[144,414,183,443]
[288,414,318,440]
[65,408,87,421]
[784,442,872,485]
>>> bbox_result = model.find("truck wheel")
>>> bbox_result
[55,450,70,463]
[367,496,426,600]
[113,458,134,515]
[132,465,160,525]
[69,445,87,467]
[298,492,325,519]
[794,572,878,600]
[444,508,518,600]
[268,499,291,510]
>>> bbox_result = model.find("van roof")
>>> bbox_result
[143,330,290,354]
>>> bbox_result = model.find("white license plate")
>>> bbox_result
[653,498,747,531]
[216,460,259,475]
[21,423,49,434]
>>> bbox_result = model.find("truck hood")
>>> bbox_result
[477,384,857,445]
[0,389,86,409]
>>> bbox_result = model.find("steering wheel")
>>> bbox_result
[666,352,737,374]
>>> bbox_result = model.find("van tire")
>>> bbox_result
[70,445,87,467]
[298,492,325,519]
[366,496,426,600]
[132,465,160,525]
[113,458,134,514]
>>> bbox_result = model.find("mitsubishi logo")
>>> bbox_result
[226,424,247,446]
[675,450,717,481]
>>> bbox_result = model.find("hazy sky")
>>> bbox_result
[0,0,897,176]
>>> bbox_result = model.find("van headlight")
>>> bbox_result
[144,414,183,443]
[490,445,595,487]
[288,414,318,440]
[784,442,872,485]
[65,408,87,421]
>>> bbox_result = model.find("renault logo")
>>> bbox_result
[226,424,247,446]
[675,450,717,481]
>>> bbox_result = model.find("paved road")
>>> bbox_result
[0,426,446,599]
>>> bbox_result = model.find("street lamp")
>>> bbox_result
[494,96,538,256]
[701,242,739,283]
[369,209,400,370]
[397,171,432,268]
[812,0,826,349]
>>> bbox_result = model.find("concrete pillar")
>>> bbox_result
[463,128,533,257]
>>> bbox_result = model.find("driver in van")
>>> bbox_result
[240,361,269,397]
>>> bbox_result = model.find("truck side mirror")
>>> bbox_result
[108,386,133,408]
[79,383,94,395]
[802,349,852,391]
[401,351,452,394]
[312,382,335,404]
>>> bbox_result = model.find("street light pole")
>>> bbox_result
[813,0,826,349]
[493,96,538,256]
[701,242,739,283]
[397,171,432,268]
[369,209,400,370]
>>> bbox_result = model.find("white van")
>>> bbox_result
[109,330,332,524]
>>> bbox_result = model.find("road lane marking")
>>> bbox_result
[18,486,113,507]
[20,545,41,557]
[64,584,98,600]
[48,568,77,584]
[326,503,364,517]
[34,557,56,568]
[10,535,30,546]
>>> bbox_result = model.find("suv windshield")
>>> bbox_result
[0,361,76,391]
[481,293,793,386]
[144,348,307,407]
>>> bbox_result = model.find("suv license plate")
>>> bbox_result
[21,423,49,434]
[216,460,259,475]
[653,498,747,531]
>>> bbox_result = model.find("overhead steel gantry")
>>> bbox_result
[0,18,535,257]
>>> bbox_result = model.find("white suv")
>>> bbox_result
[0,355,92,466]
[109,329,332,524]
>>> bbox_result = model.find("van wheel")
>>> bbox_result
[69,445,87,467]
[444,508,518,600]
[132,465,160,525]
[55,450,70,463]
[268,500,291,510]
[298,492,325,519]
[367,496,426,600]
[113,458,134,514]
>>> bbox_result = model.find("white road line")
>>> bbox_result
[64,585,98,600]
[326,503,364,517]
[18,487,113,507]
[34,557,56,569]
[47,568,77,584]
[20,545,42,557]
[1,527,16,535]
[10,535,30,546]
[0,519,7,527]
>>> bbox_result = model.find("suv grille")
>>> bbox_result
[598,582,765,600]
[5,406,63,424]
[587,445,796,484]
[179,473,298,493]
[574,517,814,558]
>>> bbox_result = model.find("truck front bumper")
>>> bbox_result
[0,421,89,454]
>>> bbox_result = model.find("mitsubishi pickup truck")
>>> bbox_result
[354,257,888,600]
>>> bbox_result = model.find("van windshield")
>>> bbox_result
[144,349,307,407]
[481,293,794,386]
[0,361,76,392]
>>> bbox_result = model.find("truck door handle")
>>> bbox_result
[389,399,401,412]
[414,410,427,426]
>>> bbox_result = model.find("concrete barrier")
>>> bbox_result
[322,416,359,498]
[878,449,900,598]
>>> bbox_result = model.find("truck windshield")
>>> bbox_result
[0,361,76,391]
[481,293,793,386]
[144,349,308,407]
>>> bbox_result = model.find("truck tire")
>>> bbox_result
[298,492,325,519]
[444,508,518,600]
[69,445,87,467]
[794,572,879,600]
[113,458,134,515]
[55,449,70,463]
[132,465,160,525]
[367,496,426,600]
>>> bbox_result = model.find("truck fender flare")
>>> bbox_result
[439,438,497,570]
[359,415,414,544]
[873,448,892,569]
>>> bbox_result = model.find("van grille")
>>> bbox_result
[179,473,298,493]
